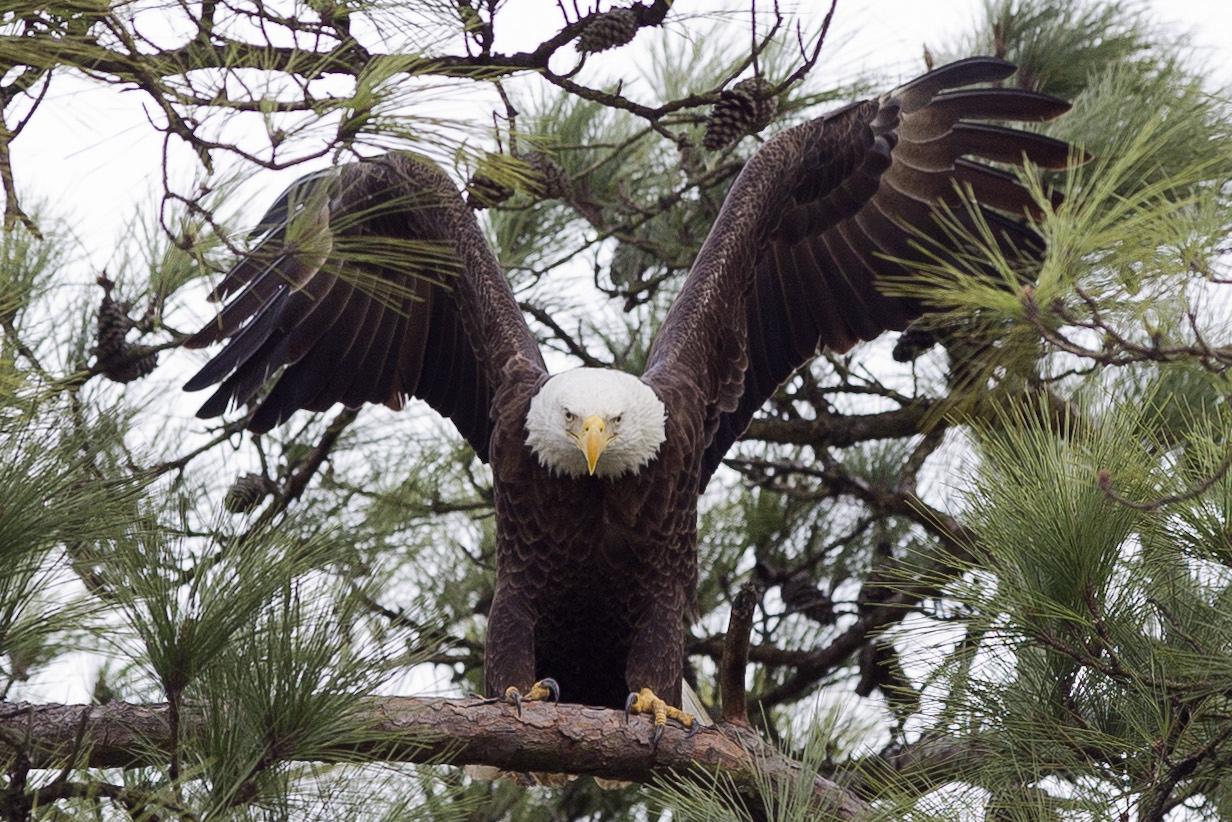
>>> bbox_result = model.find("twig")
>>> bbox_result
[719,581,763,725]
[0,115,40,237]
[255,406,359,525]
[776,0,837,90]
[519,300,608,367]
[1096,439,1232,512]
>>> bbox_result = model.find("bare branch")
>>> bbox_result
[1097,438,1232,512]
[719,581,762,725]
[0,699,868,818]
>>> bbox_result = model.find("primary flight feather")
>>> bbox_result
[185,57,1077,734]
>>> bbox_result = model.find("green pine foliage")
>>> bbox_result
[0,0,1229,818]
[959,0,1152,98]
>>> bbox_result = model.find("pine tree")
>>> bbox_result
[0,0,1230,819]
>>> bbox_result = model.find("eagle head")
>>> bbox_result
[524,368,667,479]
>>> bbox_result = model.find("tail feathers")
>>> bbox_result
[682,679,714,727]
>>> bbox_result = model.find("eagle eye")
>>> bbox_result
[612,414,622,424]
[564,410,576,423]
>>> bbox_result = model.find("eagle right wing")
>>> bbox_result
[184,153,545,461]
[642,57,1078,486]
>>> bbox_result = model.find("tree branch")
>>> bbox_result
[719,581,762,725]
[838,735,987,799]
[742,402,934,448]
[0,698,868,817]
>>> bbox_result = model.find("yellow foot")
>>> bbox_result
[503,677,559,716]
[624,687,697,747]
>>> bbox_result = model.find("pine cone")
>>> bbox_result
[101,345,159,384]
[465,173,513,209]
[522,152,569,199]
[892,323,938,363]
[92,668,118,704]
[576,7,638,54]
[676,136,705,181]
[702,77,778,151]
[609,241,653,290]
[855,640,919,717]
[456,0,492,48]
[780,572,835,625]
[224,472,278,513]
[94,277,132,365]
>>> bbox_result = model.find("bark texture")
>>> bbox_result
[0,698,868,817]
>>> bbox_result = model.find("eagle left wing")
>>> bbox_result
[183,153,546,460]
[641,57,1078,486]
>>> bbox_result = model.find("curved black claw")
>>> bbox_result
[540,677,560,703]
[504,686,523,717]
[686,719,700,738]
[625,687,697,746]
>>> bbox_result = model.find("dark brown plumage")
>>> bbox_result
[184,59,1077,713]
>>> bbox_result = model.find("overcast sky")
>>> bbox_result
[19,0,1231,269]
[14,0,1232,710]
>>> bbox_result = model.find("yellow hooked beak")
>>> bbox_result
[578,415,610,476]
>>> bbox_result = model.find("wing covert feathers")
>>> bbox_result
[642,57,1081,485]
[184,153,544,460]
[185,59,1077,477]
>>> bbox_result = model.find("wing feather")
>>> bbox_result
[332,292,390,408]
[184,153,544,458]
[281,282,370,413]
[642,57,1079,485]
[357,292,411,408]
[796,237,859,351]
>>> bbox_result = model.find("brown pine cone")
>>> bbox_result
[456,0,492,48]
[676,136,705,181]
[892,323,939,363]
[609,241,654,290]
[465,173,513,209]
[702,77,778,151]
[522,152,570,199]
[576,7,638,54]
[95,277,133,364]
[101,345,159,384]
[780,572,835,626]
[224,472,278,513]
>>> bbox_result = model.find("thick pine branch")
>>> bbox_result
[0,698,868,817]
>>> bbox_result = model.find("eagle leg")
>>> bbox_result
[503,677,560,716]
[624,687,697,746]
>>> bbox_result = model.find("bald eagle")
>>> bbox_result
[185,58,1075,737]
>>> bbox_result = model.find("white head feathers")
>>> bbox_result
[524,368,667,479]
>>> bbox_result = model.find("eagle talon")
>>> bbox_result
[536,677,560,703]
[624,687,695,746]
[504,686,523,716]
[504,679,559,717]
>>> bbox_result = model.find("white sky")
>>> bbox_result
[10,0,1232,771]
[19,0,1231,267]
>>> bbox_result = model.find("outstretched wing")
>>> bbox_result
[184,153,545,461]
[641,57,1076,485]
